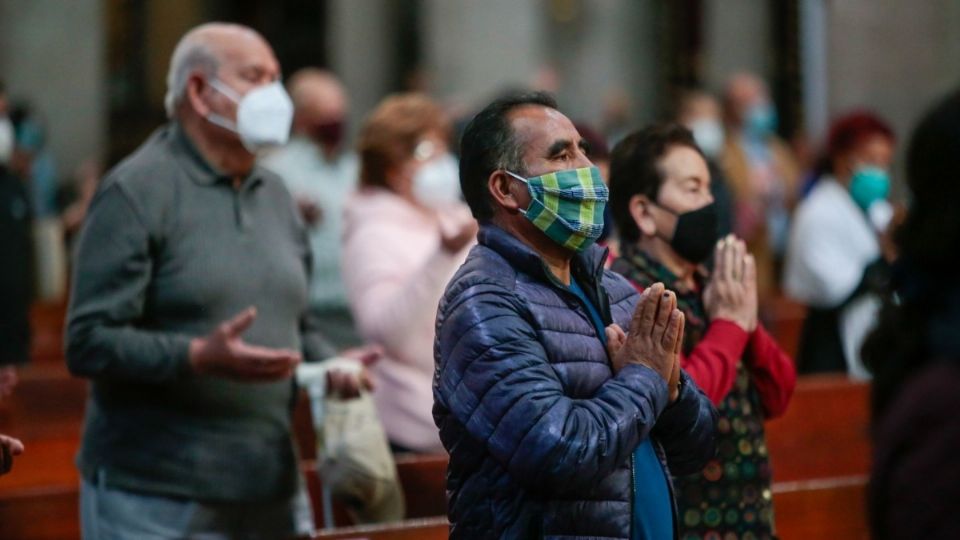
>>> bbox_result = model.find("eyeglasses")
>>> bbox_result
[414,139,439,162]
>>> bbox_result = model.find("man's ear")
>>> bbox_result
[629,194,658,237]
[185,72,212,117]
[488,170,525,214]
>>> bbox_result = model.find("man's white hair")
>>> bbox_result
[163,29,221,118]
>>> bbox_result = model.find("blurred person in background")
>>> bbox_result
[262,68,362,349]
[0,80,32,398]
[62,159,102,245]
[676,89,735,238]
[609,124,795,540]
[784,111,897,377]
[865,89,960,540]
[66,23,368,538]
[11,104,68,302]
[9,104,59,219]
[341,93,475,454]
[721,72,801,298]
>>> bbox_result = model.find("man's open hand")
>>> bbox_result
[189,308,301,381]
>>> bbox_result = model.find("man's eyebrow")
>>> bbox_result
[546,139,574,156]
[684,174,708,186]
[238,64,268,77]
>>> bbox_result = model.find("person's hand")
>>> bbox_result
[666,313,684,402]
[0,365,18,399]
[612,283,684,401]
[296,198,323,226]
[605,324,627,358]
[0,434,24,476]
[439,218,478,254]
[879,202,907,263]
[326,345,382,398]
[703,235,758,332]
[189,308,301,381]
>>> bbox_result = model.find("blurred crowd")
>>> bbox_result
[0,19,956,540]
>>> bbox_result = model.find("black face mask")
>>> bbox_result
[309,120,345,150]
[654,201,719,264]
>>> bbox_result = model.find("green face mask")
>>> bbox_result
[849,165,890,212]
[506,166,609,252]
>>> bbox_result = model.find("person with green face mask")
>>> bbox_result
[784,111,899,378]
[503,165,608,252]
[608,123,796,540]
[434,91,717,540]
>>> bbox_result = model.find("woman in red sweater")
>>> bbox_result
[608,123,796,539]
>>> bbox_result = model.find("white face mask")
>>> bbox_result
[413,153,462,209]
[206,79,293,153]
[0,116,14,166]
[689,118,725,159]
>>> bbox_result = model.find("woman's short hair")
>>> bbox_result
[357,93,450,189]
[826,111,895,161]
[608,123,702,244]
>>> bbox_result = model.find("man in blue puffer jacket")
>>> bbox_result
[433,91,718,539]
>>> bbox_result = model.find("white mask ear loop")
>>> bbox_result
[503,170,529,184]
[205,78,242,132]
[208,78,242,103]
[503,170,535,215]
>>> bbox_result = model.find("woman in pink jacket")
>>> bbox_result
[342,94,476,453]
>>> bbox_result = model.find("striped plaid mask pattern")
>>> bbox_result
[506,166,609,252]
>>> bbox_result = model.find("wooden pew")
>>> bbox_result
[0,457,447,540]
[301,453,449,528]
[299,476,868,540]
[1,480,866,540]
[308,516,449,540]
[772,475,869,539]
[0,362,86,439]
[1,372,870,539]
[393,454,447,520]
[765,375,871,482]
[0,436,79,491]
[0,436,82,540]
[760,294,806,360]
[0,485,80,540]
[28,301,68,364]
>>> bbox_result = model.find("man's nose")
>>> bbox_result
[573,150,594,170]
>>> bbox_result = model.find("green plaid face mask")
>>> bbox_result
[506,166,609,252]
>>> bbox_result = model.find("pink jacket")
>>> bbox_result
[341,188,473,452]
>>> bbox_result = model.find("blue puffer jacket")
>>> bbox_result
[434,225,717,539]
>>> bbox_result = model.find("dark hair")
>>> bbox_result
[458,91,558,221]
[608,123,703,244]
[862,90,960,418]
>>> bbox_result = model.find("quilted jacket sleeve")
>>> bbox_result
[435,280,671,495]
[650,370,718,476]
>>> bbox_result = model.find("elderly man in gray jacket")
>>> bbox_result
[67,23,368,539]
